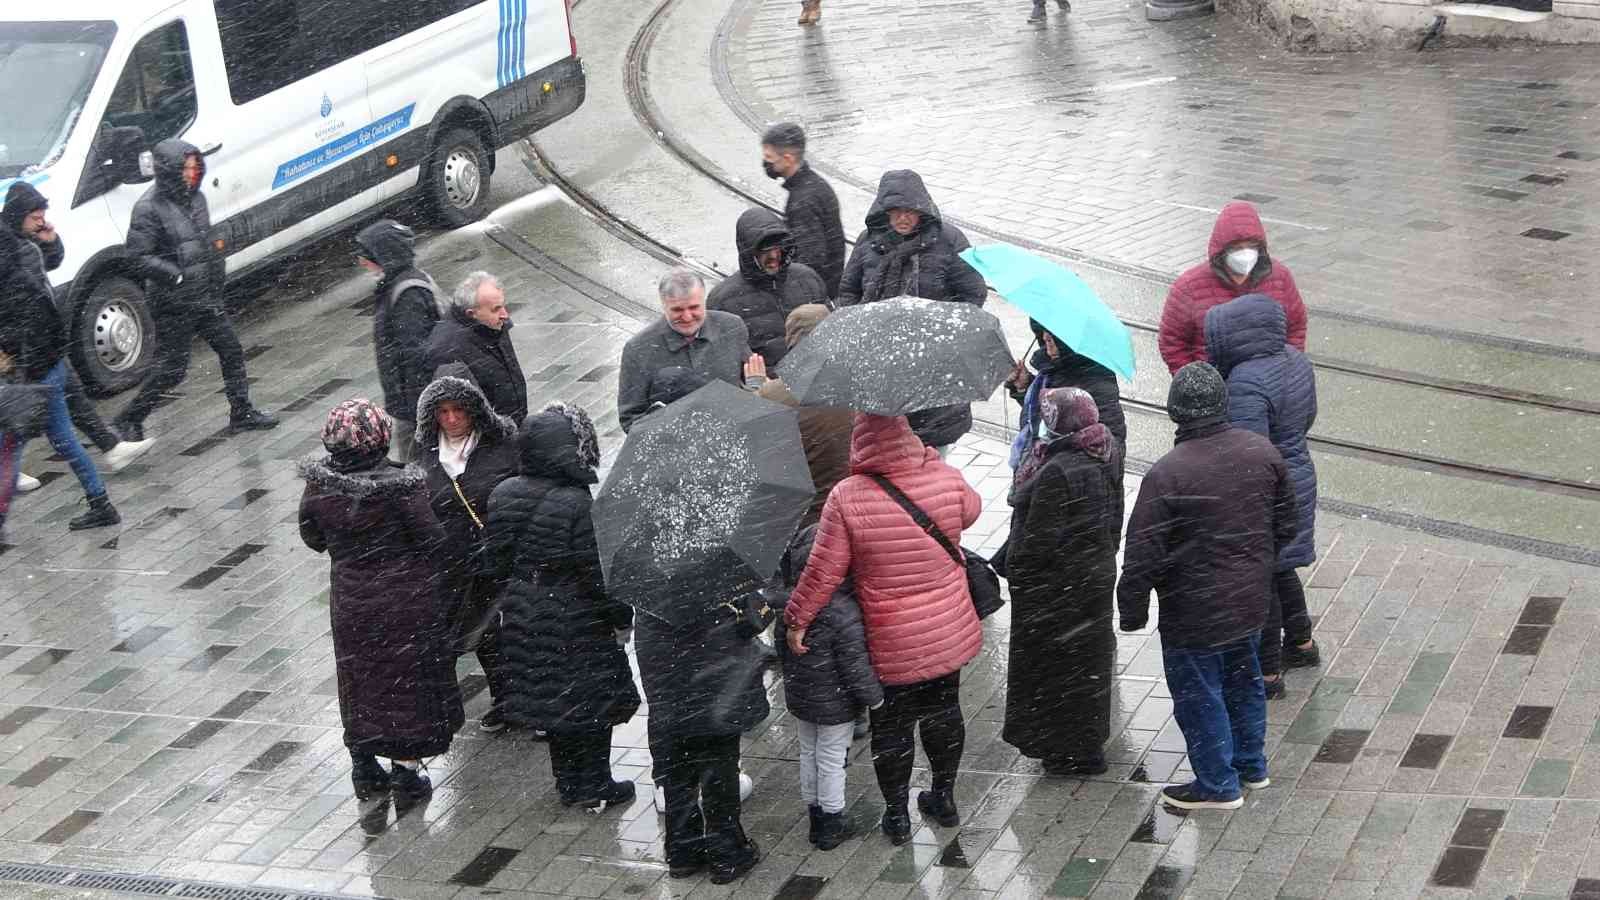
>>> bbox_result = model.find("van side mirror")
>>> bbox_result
[71,125,152,208]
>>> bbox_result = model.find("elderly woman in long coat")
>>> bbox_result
[1003,388,1123,776]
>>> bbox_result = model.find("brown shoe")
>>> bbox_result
[798,0,820,25]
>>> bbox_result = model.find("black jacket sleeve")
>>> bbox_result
[125,200,181,285]
[1270,458,1299,561]
[39,236,64,273]
[1117,473,1171,628]
[836,236,870,306]
[484,482,521,585]
[393,287,438,416]
[941,227,988,306]
[298,491,327,554]
[616,345,651,433]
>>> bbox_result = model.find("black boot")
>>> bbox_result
[1028,0,1047,21]
[815,809,855,851]
[708,837,761,885]
[917,788,960,828]
[390,762,432,806]
[580,779,636,812]
[229,407,280,433]
[881,806,912,845]
[350,752,390,801]
[69,495,120,531]
[807,804,822,845]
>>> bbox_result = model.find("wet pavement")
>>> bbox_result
[1,2,1600,899]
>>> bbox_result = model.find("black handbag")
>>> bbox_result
[866,474,1006,620]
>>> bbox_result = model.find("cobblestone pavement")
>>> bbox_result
[0,200,1596,900]
[721,0,1600,352]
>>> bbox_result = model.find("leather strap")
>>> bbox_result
[866,474,963,568]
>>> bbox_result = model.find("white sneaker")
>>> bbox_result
[654,785,666,811]
[103,439,155,473]
[14,473,41,493]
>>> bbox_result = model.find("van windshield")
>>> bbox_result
[0,21,116,178]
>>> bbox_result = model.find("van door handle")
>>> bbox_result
[199,141,223,157]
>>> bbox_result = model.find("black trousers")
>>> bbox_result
[648,725,745,867]
[1260,569,1314,677]
[62,364,120,453]
[120,305,251,426]
[549,728,615,802]
[870,671,965,810]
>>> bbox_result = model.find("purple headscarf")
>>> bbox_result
[1014,387,1112,486]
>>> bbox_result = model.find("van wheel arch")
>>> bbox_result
[422,101,498,226]
[67,257,157,397]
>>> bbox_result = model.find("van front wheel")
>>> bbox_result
[73,275,156,396]
[426,127,491,226]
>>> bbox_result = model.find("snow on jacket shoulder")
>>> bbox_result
[785,413,982,686]
[1158,202,1307,373]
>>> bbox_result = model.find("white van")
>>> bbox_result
[1,0,584,393]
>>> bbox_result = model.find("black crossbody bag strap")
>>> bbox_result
[866,474,963,568]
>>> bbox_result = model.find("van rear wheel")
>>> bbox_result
[73,274,156,396]
[426,127,491,227]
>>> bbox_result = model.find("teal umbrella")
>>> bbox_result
[959,244,1135,380]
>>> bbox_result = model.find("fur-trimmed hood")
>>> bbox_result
[414,364,517,449]
[297,458,429,498]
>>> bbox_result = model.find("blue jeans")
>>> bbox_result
[32,361,106,500]
[1162,634,1266,799]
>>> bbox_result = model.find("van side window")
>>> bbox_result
[100,21,197,145]
[214,0,486,105]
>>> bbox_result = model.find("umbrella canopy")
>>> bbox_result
[592,380,814,625]
[959,244,1136,380]
[776,296,1013,416]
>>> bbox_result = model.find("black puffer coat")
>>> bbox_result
[487,408,639,734]
[773,525,882,726]
[838,171,987,448]
[0,227,67,381]
[635,591,774,738]
[298,460,463,758]
[782,163,846,298]
[1206,294,1318,570]
[126,139,226,312]
[425,309,528,423]
[706,208,828,368]
[415,367,520,650]
[357,221,440,421]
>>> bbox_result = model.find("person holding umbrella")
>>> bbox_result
[837,170,988,453]
[785,412,983,844]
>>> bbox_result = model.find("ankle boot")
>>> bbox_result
[917,788,960,827]
[807,804,822,845]
[881,806,911,845]
[69,495,120,531]
[815,809,855,850]
[1028,0,1047,21]
[350,752,390,800]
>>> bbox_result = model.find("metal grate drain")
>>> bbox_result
[0,861,362,900]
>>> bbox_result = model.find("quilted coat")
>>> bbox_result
[1158,202,1307,373]
[1205,294,1318,569]
[298,460,464,758]
[486,410,639,734]
[784,413,983,686]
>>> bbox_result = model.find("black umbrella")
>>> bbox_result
[592,380,814,625]
[777,296,1014,415]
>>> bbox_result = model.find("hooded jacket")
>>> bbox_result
[357,221,441,420]
[837,171,988,448]
[1117,417,1298,649]
[1206,294,1318,570]
[1009,342,1128,456]
[774,524,883,725]
[0,225,68,381]
[297,459,464,758]
[758,304,851,528]
[785,414,983,686]
[425,305,528,424]
[126,139,225,311]
[705,208,828,368]
[487,408,640,733]
[1158,202,1307,373]
[3,181,65,284]
[781,163,847,298]
[415,366,520,646]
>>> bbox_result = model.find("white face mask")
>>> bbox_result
[1225,247,1260,277]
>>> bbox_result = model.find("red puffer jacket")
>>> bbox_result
[785,414,983,686]
[1158,202,1307,373]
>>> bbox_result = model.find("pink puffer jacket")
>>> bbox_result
[785,414,983,686]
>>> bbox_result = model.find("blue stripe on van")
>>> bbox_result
[271,105,416,190]
[496,0,510,88]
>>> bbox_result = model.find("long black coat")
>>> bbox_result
[635,592,773,739]
[781,163,846,298]
[1117,419,1297,649]
[1003,443,1123,761]
[415,371,520,650]
[126,139,226,312]
[298,460,464,758]
[705,208,828,368]
[1206,294,1318,570]
[425,309,528,423]
[357,221,440,421]
[486,412,639,734]
[838,170,987,448]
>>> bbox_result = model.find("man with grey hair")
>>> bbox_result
[617,269,754,432]
[425,271,527,422]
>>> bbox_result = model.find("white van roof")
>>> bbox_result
[7,0,184,23]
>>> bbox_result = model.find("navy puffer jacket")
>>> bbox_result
[1205,294,1317,569]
